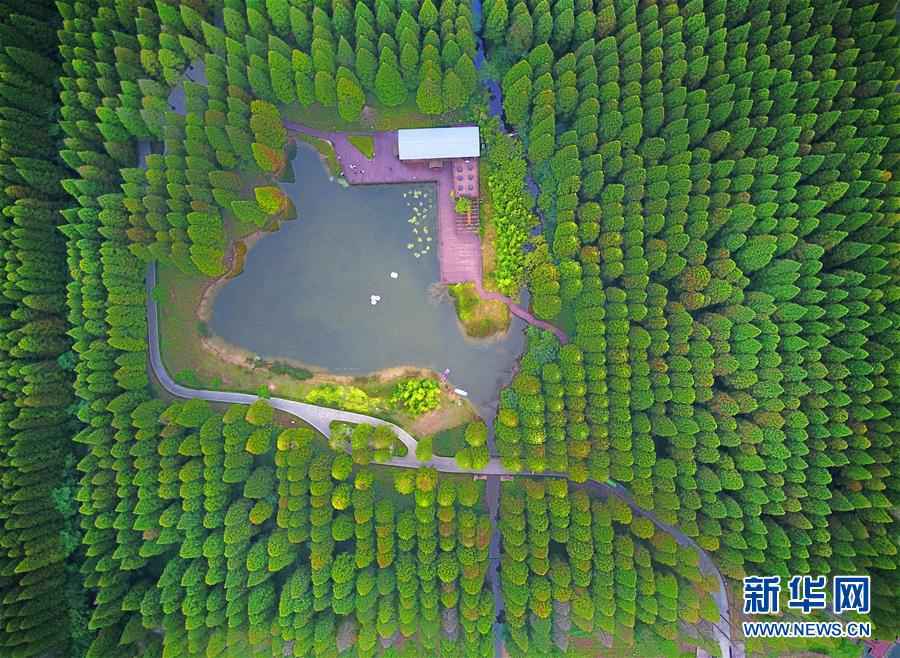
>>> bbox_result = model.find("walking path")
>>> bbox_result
[586,481,737,658]
[147,265,735,658]
[149,260,505,474]
[474,279,568,342]
[283,122,568,343]
[141,108,732,654]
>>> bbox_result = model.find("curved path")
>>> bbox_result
[473,278,567,343]
[147,260,735,656]
[148,257,734,657]
[587,480,736,658]
[148,261,503,474]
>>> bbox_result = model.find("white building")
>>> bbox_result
[397,126,480,162]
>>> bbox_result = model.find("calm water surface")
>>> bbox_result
[211,145,525,415]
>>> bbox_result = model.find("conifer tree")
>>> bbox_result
[442,69,465,111]
[484,0,509,46]
[355,46,378,91]
[315,71,337,107]
[337,75,366,122]
[375,57,407,107]
[268,50,296,104]
[417,68,444,115]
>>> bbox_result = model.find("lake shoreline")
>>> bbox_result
[203,144,525,417]
[194,227,511,413]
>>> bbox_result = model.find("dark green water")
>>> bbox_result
[210,145,525,414]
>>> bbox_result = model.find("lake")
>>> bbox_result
[210,144,525,416]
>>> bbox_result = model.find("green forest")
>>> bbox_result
[0,0,897,657]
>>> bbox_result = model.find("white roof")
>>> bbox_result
[397,127,480,160]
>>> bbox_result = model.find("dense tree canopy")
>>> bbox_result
[488,0,900,642]
[1,0,896,656]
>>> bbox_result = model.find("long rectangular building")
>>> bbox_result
[397,126,480,161]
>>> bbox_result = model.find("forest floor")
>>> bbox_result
[281,98,454,133]
[428,424,468,457]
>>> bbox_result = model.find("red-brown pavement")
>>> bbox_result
[284,122,568,343]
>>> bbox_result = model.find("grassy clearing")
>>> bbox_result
[347,134,375,159]
[448,282,510,338]
[430,424,466,458]
[373,98,454,130]
[282,98,452,133]
[294,133,342,177]
[157,261,278,394]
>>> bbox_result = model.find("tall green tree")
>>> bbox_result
[442,69,465,111]
[268,50,296,103]
[418,0,439,30]
[355,45,378,90]
[314,71,337,106]
[454,53,477,97]
[337,75,366,122]
[484,0,509,45]
[417,67,444,115]
[293,50,316,106]
[375,57,407,107]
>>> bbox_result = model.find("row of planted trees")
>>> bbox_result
[498,479,721,657]
[80,396,496,658]
[138,0,481,117]
[56,4,202,655]
[487,0,899,635]
[214,0,481,116]
[0,3,89,656]
[47,0,498,653]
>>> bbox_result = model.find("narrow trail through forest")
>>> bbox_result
[143,49,736,653]
[145,259,736,658]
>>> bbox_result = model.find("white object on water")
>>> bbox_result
[370,294,382,305]
[390,272,398,279]
[453,388,469,397]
